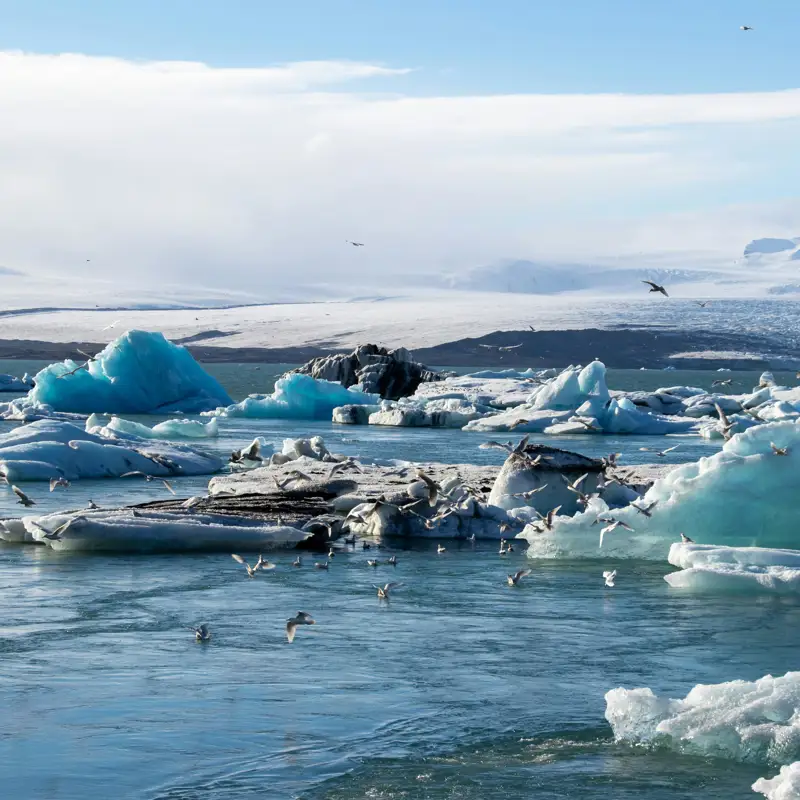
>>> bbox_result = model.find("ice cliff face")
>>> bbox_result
[292,343,446,400]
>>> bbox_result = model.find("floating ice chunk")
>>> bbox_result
[25,331,232,414]
[281,436,338,462]
[665,543,800,593]
[464,408,571,433]
[332,404,380,424]
[0,397,86,422]
[605,671,800,763]
[86,415,220,439]
[0,419,222,481]
[0,374,29,392]
[753,763,800,799]
[25,509,310,553]
[208,373,378,420]
[0,518,32,542]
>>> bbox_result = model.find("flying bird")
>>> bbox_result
[479,343,523,351]
[714,403,735,440]
[599,519,634,548]
[642,280,669,297]
[533,505,562,531]
[694,301,710,308]
[507,568,532,586]
[711,379,732,388]
[346,240,365,247]
[639,444,680,458]
[375,582,403,599]
[231,553,260,577]
[771,442,789,456]
[254,554,275,571]
[603,570,617,588]
[510,484,548,501]
[102,320,121,332]
[49,477,70,492]
[286,611,315,643]
[740,25,753,31]
[631,500,658,518]
[120,472,175,494]
[12,485,35,507]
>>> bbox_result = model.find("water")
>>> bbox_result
[0,366,794,798]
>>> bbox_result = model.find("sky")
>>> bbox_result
[0,1,799,305]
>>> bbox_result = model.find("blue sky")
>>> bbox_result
[0,0,798,94]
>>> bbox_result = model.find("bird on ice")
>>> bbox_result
[642,280,669,297]
[603,570,617,587]
[192,624,211,642]
[680,533,694,543]
[507,569,532,586]
[286,612,315,643]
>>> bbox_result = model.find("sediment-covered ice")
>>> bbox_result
[208,373,378,420]
[85,414,219,439]
[24,509,310,552]
[664,543,800,593]
[605,671,800,764]
[0,419,222,481]
[753,763,800,799]
[523,420,800,559]
[23,330,233,414]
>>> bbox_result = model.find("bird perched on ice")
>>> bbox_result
[507,569,532,586]
[603,570,617,587]
[680,532,694,543]
[286,611,315,643]
[12,485,35,507]
[642,280,669,297]
[192,624,211,642]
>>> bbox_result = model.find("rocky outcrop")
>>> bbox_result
[291,344,447,400]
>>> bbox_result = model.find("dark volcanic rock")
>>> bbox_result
[291,343,447,400]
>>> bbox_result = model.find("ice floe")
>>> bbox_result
[21,330,233,414]
[753,763,800,799]
[605,671,800,763]
[85,414,219,439]
[664,543,800,593]
[0,419,222,482]
[0,373,31,392]
[208,373,379,420]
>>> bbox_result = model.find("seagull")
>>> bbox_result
[230,440,262,465]
[87,499,100,510]
[182,496,204,509]
[343,534,356,545]
[642,280,668,297]
[192,624,211,642]
[328,459,364,478]
[694,301,711,308]
[286,611,315,643]
[375,582,403,599]
[254,554,275,571]
[680,532,694,543]
[346,240,365,247]
[711,379,732,388]
[507,568,532,587]
[437,544,446,554]
[120,472,175,494]
[102,320,121,331]
[771,442,789,456]
[12,485,35,507]
[599,519,634,548]
[533,505,562,531]
[327,548,335,558]
[367,558,380,567]
[740,25,753,31]
[57,362,90,379]
[603,570,617,588]
[714,404,735,440]
[415,469,440,506]
[639,444,680,458]
[292,556,303,567]
[499,539,509,555]
[49,477,70,492]
[510,485,549,500]
[631,500,658,518]
[602,452,621,469]
[231,553,260,577]
[314,561,330,570]
[76,349,97,362]
[478,343,523,351]
[387,555,398,566]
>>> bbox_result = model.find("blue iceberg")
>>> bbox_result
[25,330,232,414]
[208,373,379,420]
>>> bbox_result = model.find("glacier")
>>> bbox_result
[522,419,800,560]
[754,763,800,799]
[208,373,379,420]
[664,543,800,594]
[0,419,222,482]
[23,330,232,414]
[605,671,800,764]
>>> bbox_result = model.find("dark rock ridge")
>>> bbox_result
[290,343,447,400]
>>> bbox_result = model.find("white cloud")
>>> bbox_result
[0,51,799,305]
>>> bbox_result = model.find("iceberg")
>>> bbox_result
[23,330,232,414]
[754,763,800,799]
[0,374,30,392]
[664,543,800,593]
[85,414,219,439]
[605,671,800,764]
[0,419,222,482]
[208,373,379,420]
[24,509,310,553]
[523,420,800,560]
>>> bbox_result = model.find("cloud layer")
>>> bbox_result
[0,51,799,304]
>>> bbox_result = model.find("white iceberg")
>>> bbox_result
[754,763,800,799]
[24,509,310,552]
[605,671,800,763]
[23,330,233,414]
[208,373,378,420]
[0,419,222,481]
[85,414,219,439]
[665,543,800,593]
[0,374,30,392]
[523,420,800,560]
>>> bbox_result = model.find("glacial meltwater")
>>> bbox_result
[1,366,797,799]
